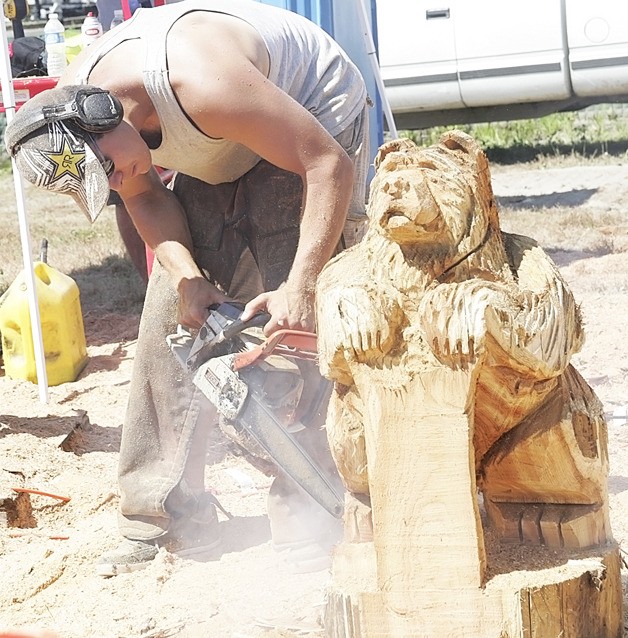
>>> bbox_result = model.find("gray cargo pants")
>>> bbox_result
[117,105,370,544]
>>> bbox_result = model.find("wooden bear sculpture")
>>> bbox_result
[316,132,622,638]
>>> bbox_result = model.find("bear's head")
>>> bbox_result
[366,131,501,268]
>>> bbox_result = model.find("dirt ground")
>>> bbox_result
[1,158,627,637]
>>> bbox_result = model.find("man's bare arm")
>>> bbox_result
[171,53,356,332]
[116,168,228,327]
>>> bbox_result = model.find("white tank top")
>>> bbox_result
[75,0,367,184]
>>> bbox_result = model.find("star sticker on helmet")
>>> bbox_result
[43,139,85,182]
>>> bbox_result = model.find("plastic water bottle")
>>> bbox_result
[44,12,67,77]
[110,9,124,29]
[81,12,103,48]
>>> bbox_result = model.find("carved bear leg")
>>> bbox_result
[480,367,610,550]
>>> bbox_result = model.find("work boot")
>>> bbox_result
[95,539,161,577]
[96,497,222,577]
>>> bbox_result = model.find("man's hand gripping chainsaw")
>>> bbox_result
[167,303,344,518]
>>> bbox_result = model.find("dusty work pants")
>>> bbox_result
[117,105,370,543]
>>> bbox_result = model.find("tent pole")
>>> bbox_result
[355,0,398,138]
[0,18,50,403]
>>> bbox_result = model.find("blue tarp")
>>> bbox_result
[258,0,333,34]
[258,0,383,175]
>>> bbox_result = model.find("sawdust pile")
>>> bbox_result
[1,161,628,637]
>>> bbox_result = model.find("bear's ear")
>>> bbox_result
[374,137,417,170]
[438,129,483,160]
[440,130,500,232]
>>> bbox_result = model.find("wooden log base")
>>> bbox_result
[324,543,623,638]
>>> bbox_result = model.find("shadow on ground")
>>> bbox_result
[485,140,628,165]
[545,247,616,268]
[0,413,121,454]
[69,255,146,316]
[497,188,597,210]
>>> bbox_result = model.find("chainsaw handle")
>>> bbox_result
[206,302,270,343]
[233,329,318,370]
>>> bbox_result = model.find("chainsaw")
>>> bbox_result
[167,302,344,519]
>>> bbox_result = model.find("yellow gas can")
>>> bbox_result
[0,262,88,386]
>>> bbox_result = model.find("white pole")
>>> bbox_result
[354,0,398,139]
[0,18,50,402]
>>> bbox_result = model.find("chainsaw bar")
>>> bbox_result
[192,355,344,518]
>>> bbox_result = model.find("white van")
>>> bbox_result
[376,0,628,128]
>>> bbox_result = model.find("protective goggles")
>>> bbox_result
[84,131,115,178]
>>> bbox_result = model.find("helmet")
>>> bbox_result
[4,85,124,222]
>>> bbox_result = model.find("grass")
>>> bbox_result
[2,103,628,314]
[4,103,628,168]
[0,171,146,315]
[496,204,624,258]
[403,105,628,167]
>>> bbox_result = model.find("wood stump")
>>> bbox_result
[315,132,623,637]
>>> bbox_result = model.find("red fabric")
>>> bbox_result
[0,76,58,112]
[145,245,155,277]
